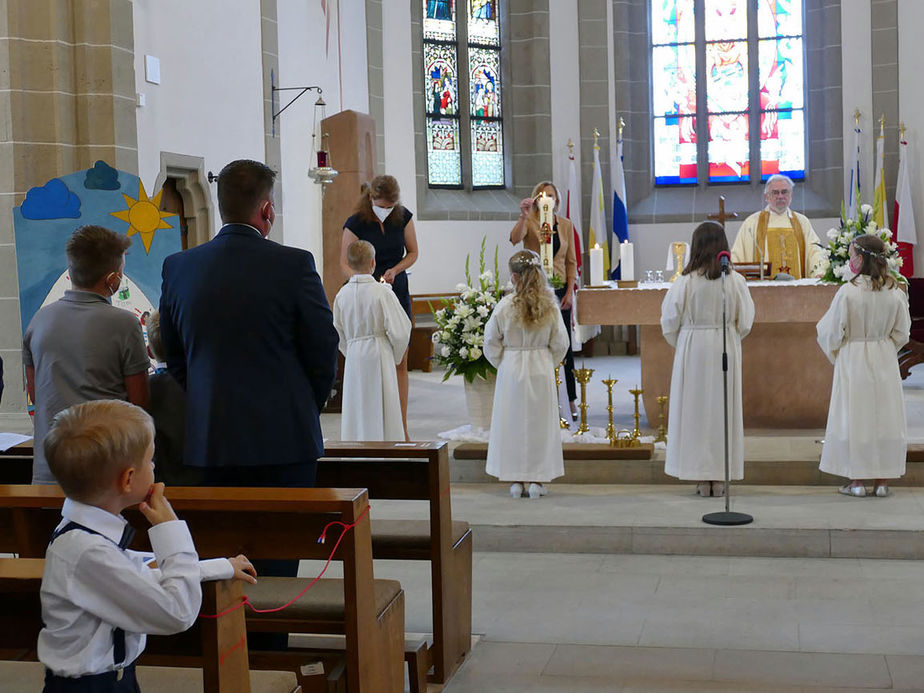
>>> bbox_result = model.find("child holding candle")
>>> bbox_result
[484,250,570,499]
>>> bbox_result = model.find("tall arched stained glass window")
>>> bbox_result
[423,1,505,189]
[650,0,806,186]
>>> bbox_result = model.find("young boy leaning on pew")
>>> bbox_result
[38,399,257,692]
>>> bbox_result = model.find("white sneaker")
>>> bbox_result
[510,483,524,499]
[528,483,546,499]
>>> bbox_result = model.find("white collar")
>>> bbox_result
[763,205,793,219]
[348,274,376,283]
[61,497,129,545]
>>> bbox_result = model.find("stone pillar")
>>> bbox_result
[260,0,284,243]
[0,0,137,417]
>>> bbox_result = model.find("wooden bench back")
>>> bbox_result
[318,441,449,501]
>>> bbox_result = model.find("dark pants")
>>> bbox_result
[197,462,317,650]
[555,288,577,402]
[44,665,140,693]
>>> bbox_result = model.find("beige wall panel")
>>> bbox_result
[7,40,76,93]
[9,91,77,144]
[7,0,74,42]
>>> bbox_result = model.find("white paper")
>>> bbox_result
[0,433,33,452]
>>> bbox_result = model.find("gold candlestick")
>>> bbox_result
[573,364,595,435]
[555,362,570,429]
[655,395,668,443]
[628,386,644,440]
[602,378,619,444]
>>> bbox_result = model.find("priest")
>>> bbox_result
[730,174,825,279]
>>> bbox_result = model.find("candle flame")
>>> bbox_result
[593,243,600,249]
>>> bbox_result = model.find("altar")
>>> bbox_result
[576,280,840,428]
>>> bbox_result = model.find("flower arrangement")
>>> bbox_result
[431,237,505,383]
[819,203,904,283]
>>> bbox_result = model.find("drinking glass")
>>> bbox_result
[645,270,654,283]
[655,270,664,282]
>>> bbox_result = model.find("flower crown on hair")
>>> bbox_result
[852,242,894,260]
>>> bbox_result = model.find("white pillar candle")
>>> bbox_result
[589,244,604,285]
[620,241,634,281]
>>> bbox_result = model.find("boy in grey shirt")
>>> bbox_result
[23,225,150,484]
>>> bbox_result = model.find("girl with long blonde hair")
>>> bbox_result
[483,250,570,499]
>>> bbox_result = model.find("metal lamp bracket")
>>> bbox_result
[270,69,323,136]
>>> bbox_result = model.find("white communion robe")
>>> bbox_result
[661,271,755,481]
[817,276,911,480]
[484,294,570,483]
[333,274,411,441]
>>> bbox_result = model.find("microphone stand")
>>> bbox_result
[703,254,753,526]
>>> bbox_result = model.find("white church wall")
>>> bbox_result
[840,0,874,214]
[133,0,266,236]
[898,0,924,276]
[550,0,583,203]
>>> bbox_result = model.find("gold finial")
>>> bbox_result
[592,128,600,150]
[617,116,626,140]
[879,114,886,136]
[900,122,906,140]
[854,108,861,125]
[568,138,574,158]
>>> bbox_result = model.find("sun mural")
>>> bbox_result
[110,180,174,253]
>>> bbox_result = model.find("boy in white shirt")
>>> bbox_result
[38,399,256,691]
[333,240,411,441]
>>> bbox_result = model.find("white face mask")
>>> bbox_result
[372,204,394,223]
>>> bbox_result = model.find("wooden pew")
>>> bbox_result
[317,441,472,687]
[0,486,404,693]
[0,558,299,692]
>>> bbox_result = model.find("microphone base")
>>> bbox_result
[702,511,754,526]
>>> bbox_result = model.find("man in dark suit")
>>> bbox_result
[158,159,338,487]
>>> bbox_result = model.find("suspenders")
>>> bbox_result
[48,521,136,676]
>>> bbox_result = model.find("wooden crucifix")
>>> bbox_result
[708,196,738,228]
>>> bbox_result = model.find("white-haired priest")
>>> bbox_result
[730,174,825,279]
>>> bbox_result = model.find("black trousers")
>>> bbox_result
[44,665,140,693]
[555,288,577,402]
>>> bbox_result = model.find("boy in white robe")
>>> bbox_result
[334,240,412,441]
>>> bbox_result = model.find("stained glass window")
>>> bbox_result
[423,0,504,189]
[651,0,806,185]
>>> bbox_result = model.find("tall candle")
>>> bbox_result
[589,244,604,286]
[620,240,635,281]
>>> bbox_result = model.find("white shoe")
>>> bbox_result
[838,483,867,498]
[875,484,889,497]
[528,483,546,499]
[510,483,524,499]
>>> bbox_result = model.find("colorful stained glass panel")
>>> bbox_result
[468,0,499,46]
[652,44,697,117]
[759,38,804,110]
[760,108,805,179]
[705,0,747,41]
[471,120,504,187]
[469,47,501,117]
[708,113,750,182]
[758,0,802,37]
[651,0,695,45]
[427,118,462,186]
[654,116,698,185]
[706,41,748,113]
[424,43,459,116]
[423,0,456,41]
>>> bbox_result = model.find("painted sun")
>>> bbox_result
[110,180,173,253]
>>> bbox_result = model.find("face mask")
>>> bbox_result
[848,256,862,274]
[372,204,394,223]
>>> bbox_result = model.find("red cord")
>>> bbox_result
[199,505,371,620]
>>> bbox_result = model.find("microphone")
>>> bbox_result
[717,250,731,274]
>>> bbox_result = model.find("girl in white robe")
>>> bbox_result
[661,221,755,497]
[333,241,412,441]
[817,234,911,497]
[485,250,570,499]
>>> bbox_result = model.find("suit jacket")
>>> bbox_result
[159,224,338,472]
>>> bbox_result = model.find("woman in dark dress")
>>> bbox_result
[340,175,419,439]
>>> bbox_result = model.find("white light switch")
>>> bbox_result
[145,55,161,85]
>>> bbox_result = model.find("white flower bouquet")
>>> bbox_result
[821,202,904,284]
[430,237,504,383]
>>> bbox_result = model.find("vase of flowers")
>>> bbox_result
[431,237,505,430]
[820,203,904,283]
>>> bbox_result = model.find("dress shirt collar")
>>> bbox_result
[348,274,376,284]
[62,289,110,305]
[763,205,793,219]
[61,497,130,545]
[218,223,264,238]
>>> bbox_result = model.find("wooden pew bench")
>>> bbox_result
[408,293,459,372]
[0,486,404,693]
[317,441,472,689]
[0,558,299,693]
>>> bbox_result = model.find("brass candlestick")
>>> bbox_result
[628,386,644,440]
[573,364,595,435]
[555,362,570,429]
[602,378,619,444]
[670,242,686,282]
[655,395,668,443]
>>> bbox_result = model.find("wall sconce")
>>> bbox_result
[270,70,339,191]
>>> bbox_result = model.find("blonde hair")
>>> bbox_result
[851,234,898,291]
[509,250,558,327]
[147,310,164,361]
[353,175,403,224]
[45,400,154,503]
[347,239,376,271]
[529,181,560,215]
